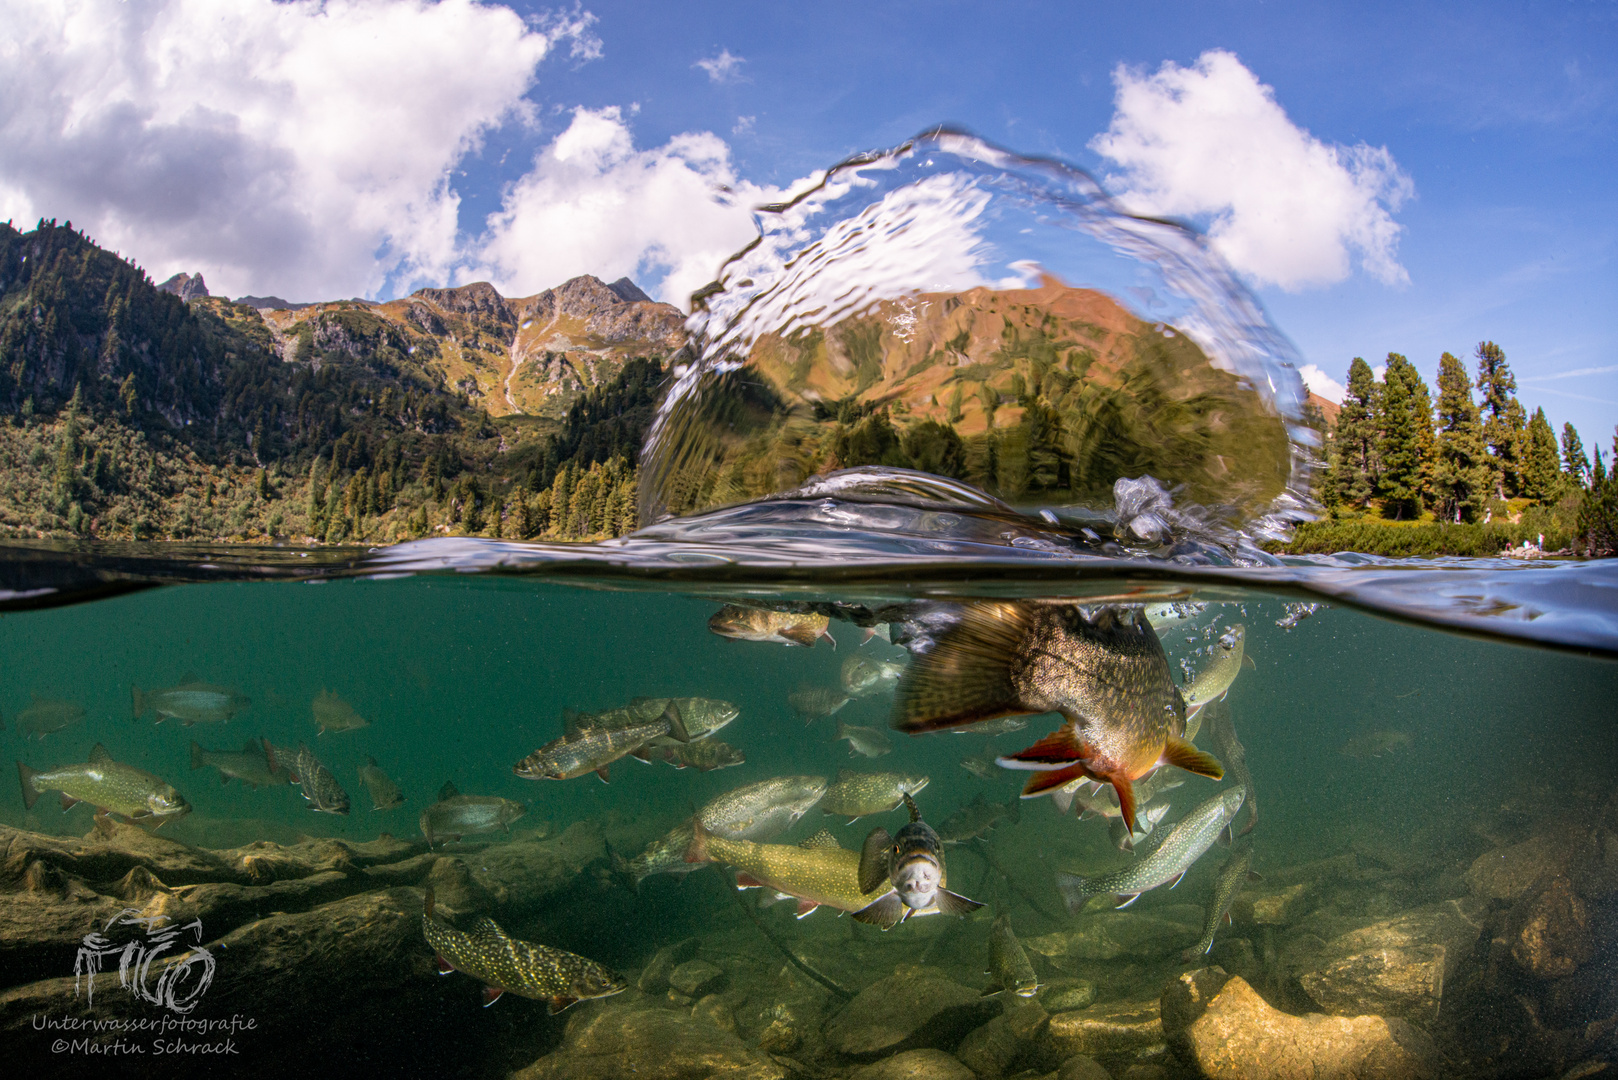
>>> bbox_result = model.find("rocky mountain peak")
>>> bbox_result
[410,281,513,324]
[157,271,209,302]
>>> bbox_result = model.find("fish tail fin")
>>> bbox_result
[1017,762,1091,798]
[189,741,205,771]
[890,602,1034,734]
[1055,872,1094,914]
[424,886,435,919]
[663,702,690,743]
[683,819,712,864]
[1161,736,1224,781]
[17,761,40,810]
[131,686,144,720]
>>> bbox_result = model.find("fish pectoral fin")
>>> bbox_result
[780,624,821,648]
[734,872,766,890]
[481,986,504,1007]
[1218,825,1232,848]
[59,793,80,812]
[1223,911,1234,925]
[1161,736,1224,782]
[934,889,983,917]
[1114,892,1142,909]
[890,602,1035,734]
[1247,870,1264,882]
[1168,871,1187,889]
[851,891,905,930]
[998,725,1087,768]
[547,996,577,1015]
[857,828,895,894]
[435,954,455,974]
[794,899,820,919]
[1019,763,1093,799]
[1243,654,1256,670]
[595,767,610,783]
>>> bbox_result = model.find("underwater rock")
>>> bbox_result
[422,855,503,915]
[850,1048,976,1080]
[637,937,702,993]
[1179,975,1442,1080]
[1160,965,1231,1036]
[851,1048,977,1080]
[1507,875,1594,980]
[954,1001,1048,1078]
[472,819,612,914]
[693,993,738,1034]
[1050,1055,1113,1080]
[1244,882,1312,926]
[824,965,1000,1060]
[1041,998,1164,1065]
[1573,826,1618,901]
[1040,978,1097,1012]
[513,1002,786,1080]
[1023,911,1200,965]
[1464,834,1576,901]
[669,958,728,998]
[1295,897,1486,1024]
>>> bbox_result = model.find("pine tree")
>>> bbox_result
[1522,407,1562,503]
[1376,354,1432,519]
[1561,422,1589,487]
[1433,352,1490,522]
[1475,341,1522,497]
[1333,358,1381,509]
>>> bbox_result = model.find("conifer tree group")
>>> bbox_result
[1321,342,1614,551]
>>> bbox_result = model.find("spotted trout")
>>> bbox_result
[132,677,249,726]
[18,743,191,824]
[853,793,983,929]
[1057,786,1246,912]
[986,912,1040,997]
[892,601,1222,835]
[515,702,689,782]
[11,695,84,739]
[423,888,626,1011]
[708,605,835,648]
[274,740,350,815]
[358,757,405,810]
[1205,699,1256,836]
[1184,835,1260,960]
[820,770,930,822]
[420,781,526,847]
[623,775,828,884]
[684,824,890,918]
[190,737,292,788]
[1183,624,1253,726]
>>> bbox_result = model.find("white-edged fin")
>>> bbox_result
[1168,871,1186,889]
[850,891,905,930]
[858,827,894,895]
[1115,893,1142,909]
[933,889,983,917]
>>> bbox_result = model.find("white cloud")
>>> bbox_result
[1091,50,1414,292]
[732,115,756,136]
[475,106,790,309]
[0,0,583,301]
[1298,364,1345,404]
[695,49,746,83]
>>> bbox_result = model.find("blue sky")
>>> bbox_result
[2,0,1613,444]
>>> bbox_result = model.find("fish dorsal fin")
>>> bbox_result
[366,756,378,767]
[243,738,262,754]
[800,829,842,851]
[438,781,461,801]
[890,602,1036,734]
[88,743,114,764]
[562,708,583,734]
[179,671,201,685]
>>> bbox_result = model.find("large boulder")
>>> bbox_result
[1041,998,1164,1068]
[1506,875,1594,980]
[1464,834,1576,901]
[1022,910,1200,966]
[1177,975,1443,1080]
[954,1001,1048,1078]
[513,1002,785,1080]
[1295,897,1486,1024]
[850,1049,976,1080]
[824,966,1000,1060]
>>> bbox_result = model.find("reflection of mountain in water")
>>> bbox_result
[655,280,1291,519]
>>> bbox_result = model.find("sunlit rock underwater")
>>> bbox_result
[0,130,1614,1080]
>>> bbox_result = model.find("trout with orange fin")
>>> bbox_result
[890,601,1223,836]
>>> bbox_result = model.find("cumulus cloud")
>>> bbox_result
[475,106,789,308]
[1298,364,1346,404]
[1091,50,1414,291]
[695,49,746,83]
[0,0,584,300]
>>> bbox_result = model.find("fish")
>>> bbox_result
[836,720,893,758]
[860,623,893,645]
[623,775,829,884]
[1184,836,1260,960]
[1205,699,1256,836]
[312,689,370,735]
[841,656,905,698]
[683,824,890,918]
[937,793,1021,845]
[707,605,836,648]
[514,702,690,782]
[10,695,85,739]
[1182,624,1253,725]
[132,676,249,726]
[420,781,527,847]
[986,912,1040,998]
[653,739,746,772]
[959,748,1002,779]
[790,686,851,722]
[274,740,350,815]
[358,757,405,810]
[1338,729,1411,760]
[892,601,1222,836]
[190,737,292,788]
[1145,601,1204,630]
[820,770,930,822]
[1052,768,1185,822]
[949,716,1029,737]
[564,696,739,747]
[18,743,190,824]
[852,793,984,929]
[1107,803,1172,853]
[1056,786,1247,912]
[423,888,626,1012]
